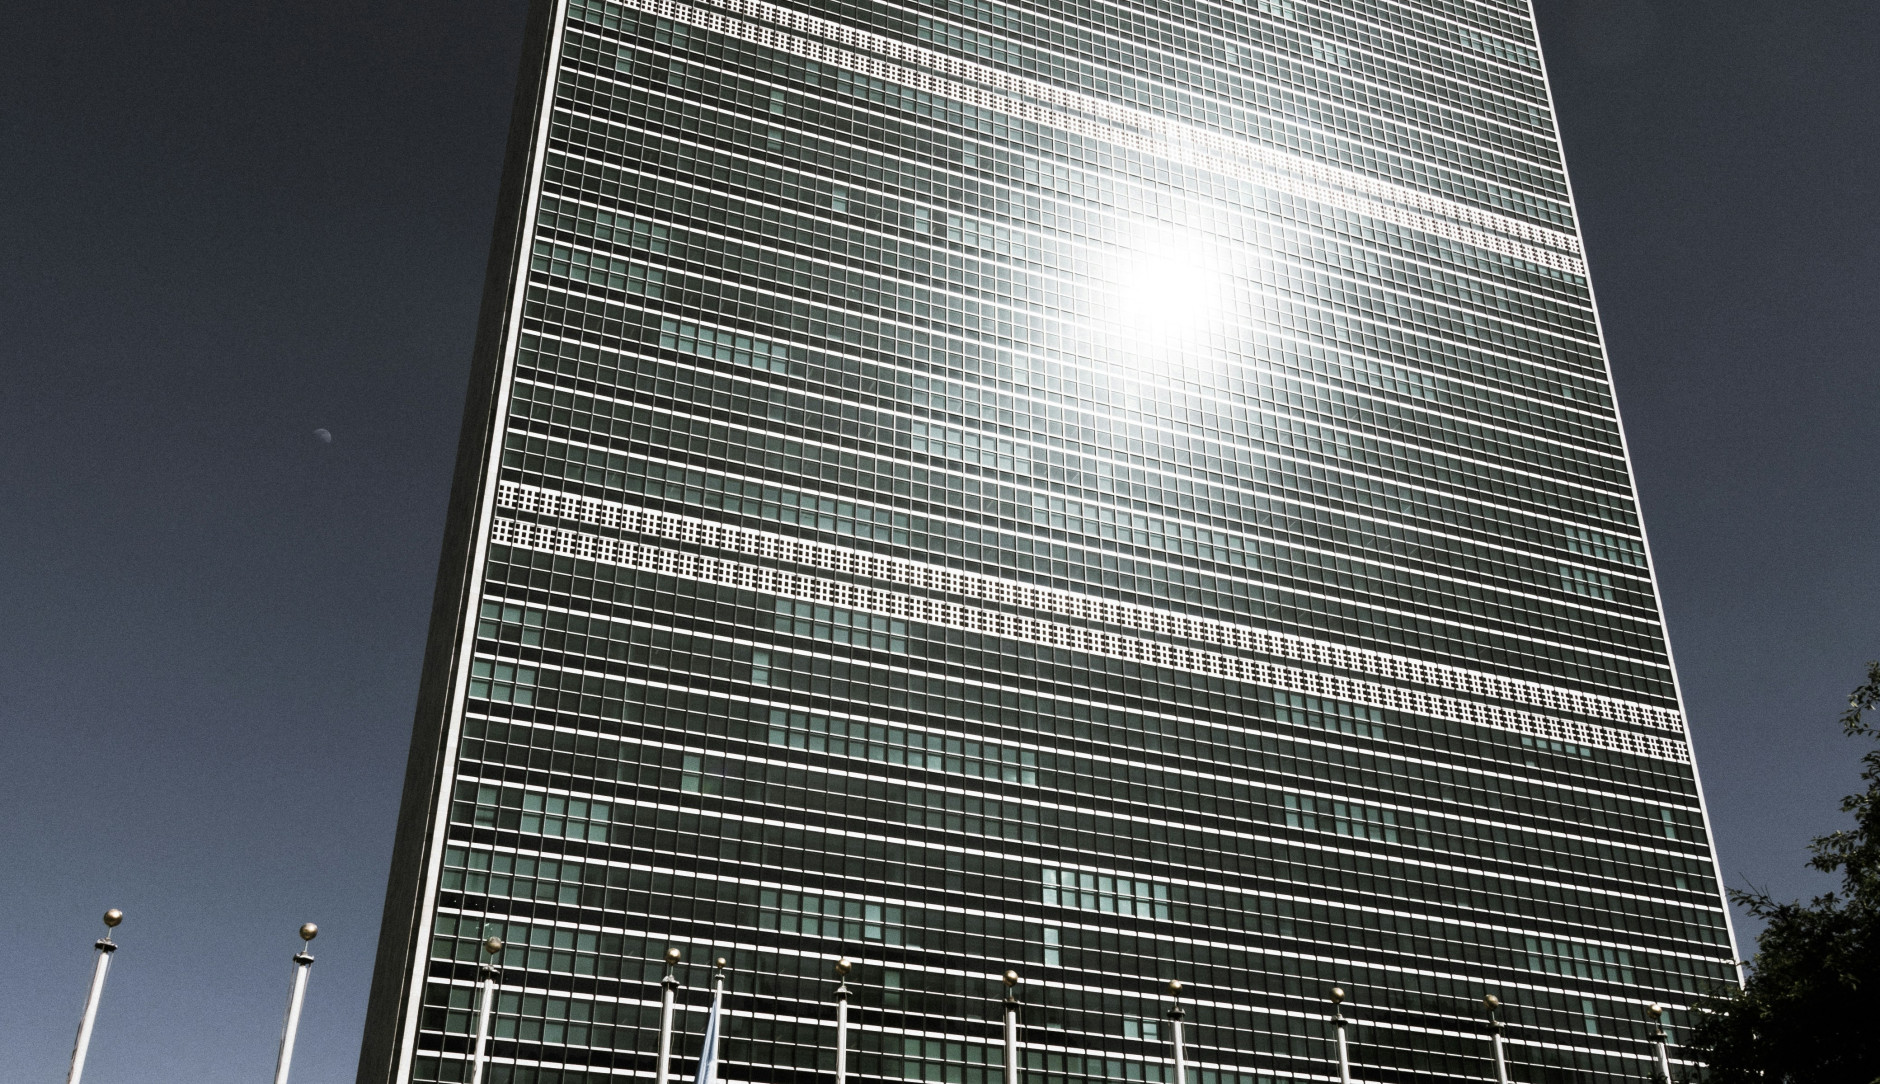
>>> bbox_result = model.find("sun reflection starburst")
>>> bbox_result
[1095,226,1242,370]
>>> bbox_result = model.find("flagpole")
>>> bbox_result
[833,958,853,1084]
[66,909,123,1084]
[272,924,320,1084]
[469,936,504,1084]
[1329,987,1352,1084]
[1646,1003,1672,1084]
[1165,980,1187,1084]
[711,957,729,1070]
[1482,996,1509,1084]
[657,947,683,1084]
[1002,971,1021,1084]
[693,957,728,1084]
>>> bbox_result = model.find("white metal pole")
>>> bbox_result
[708,958,728,1071]
[657,948,682,1084]
[1002,971,1020,1084]
[469,937,504,1084]
[1330,987,1351,1084]
[273,924,320,1084]
[68,947,114,1084]
[1647,1004,1672,1083]
[1483,996,1508,1084]
[834,958,853,1084]
[469,970,496,1084]
[1165,981,1187,1084]
[66,910,122,1084]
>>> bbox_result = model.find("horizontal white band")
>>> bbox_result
[501,482,1683,733]
[584,0,1588,276]
[489,488,1688,762]
[682,0,1576,252]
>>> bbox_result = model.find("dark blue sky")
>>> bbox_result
[3,2,1875,1080]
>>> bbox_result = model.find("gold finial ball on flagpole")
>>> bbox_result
[1483,995,1500,1011]
[102,909,124,929]
[1003,970,1020,987]
[1167,979,1183,995]
[1330,987,1346,1004]
[835,958,853,976]
[484,937,505,956]
[299,923,319,943]
[1647,1003,1664,1020]
[715,957,729,969]
[666,947,683,963]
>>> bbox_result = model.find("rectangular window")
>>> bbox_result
[757,887,906,945]
[1526,936,1636,983]
[774,598,907,651]
[1283,793,1407,843]
[766,707,1037,783]
[1041,867,1169,919]
[468,658,538,705]
[680,753,722,794]
[1274,691,1383,738]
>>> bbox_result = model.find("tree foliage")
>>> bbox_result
[1685,663,1880,1081]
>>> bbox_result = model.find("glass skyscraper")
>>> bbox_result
[358,1,1738,1082]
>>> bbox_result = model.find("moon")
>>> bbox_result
[313,428,333,443]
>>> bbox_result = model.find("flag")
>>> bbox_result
[692,984,723,1084]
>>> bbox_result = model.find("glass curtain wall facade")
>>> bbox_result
[358,0,1738,1083]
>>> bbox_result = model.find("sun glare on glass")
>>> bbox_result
[1099,228,1239,367]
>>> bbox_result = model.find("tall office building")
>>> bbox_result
[359,0,1738,1082]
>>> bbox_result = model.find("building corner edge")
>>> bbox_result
[353,2,564,1081]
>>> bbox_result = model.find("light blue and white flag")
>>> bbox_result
[692,984,723,1084]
